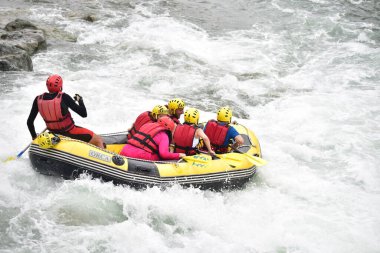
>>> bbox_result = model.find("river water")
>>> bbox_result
[0,0,379,252]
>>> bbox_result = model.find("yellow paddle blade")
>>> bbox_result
[249,155,267,166]
[222,152,267,167]
[241,153,267,166]
[4,156,15,162]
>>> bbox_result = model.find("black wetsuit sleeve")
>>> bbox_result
[62,93,87,117]
[27,97,39,139]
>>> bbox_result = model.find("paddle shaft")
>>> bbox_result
[16,128,48,159]
[16,145,31,158]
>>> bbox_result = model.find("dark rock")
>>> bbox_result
[5,19,38,31]
[0,29,7,39]
[1,19,46,71]
[83,15,97,22]
[0,42,33,71]
[4,29,46,55]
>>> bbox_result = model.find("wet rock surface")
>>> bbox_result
[5,19,38,31]
[0,42,33,71]
[0,19,46,71]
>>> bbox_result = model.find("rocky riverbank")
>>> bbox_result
[0,19,46,71]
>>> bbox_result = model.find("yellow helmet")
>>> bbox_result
[151,105,169,119]
[37,132,60,149]
[184,108,199,125]
[217,106,232,123]
[168,98,185,114]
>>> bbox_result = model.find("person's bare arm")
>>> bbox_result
[232,134,244,149]
[196,128,216,156]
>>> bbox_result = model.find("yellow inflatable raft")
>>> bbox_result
[29,123,265,190]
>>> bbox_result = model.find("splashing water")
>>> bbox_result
[1,0,379,252]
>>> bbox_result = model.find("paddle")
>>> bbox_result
[182,154,212,164]
[182,150,253,168]
[4,128,47,162]
[232,146,267,166]
[182,152,266,168]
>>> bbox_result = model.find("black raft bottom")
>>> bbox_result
[29,153,256,191]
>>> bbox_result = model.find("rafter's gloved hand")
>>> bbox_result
[74,94,83,102]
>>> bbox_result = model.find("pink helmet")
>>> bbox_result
[157,116,176,132]
[46,74,63,93]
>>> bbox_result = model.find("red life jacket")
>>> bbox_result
[37,92,75,132]
[127,122,170,155]
[127,111,155,139]
[173,124,198,155]
[169,115,181,124]
[204,120,229,153]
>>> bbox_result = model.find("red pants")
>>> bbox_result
[53,126,94,142]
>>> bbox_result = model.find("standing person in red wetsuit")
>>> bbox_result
[172,108,215,156]
[127,105,168,140]
[167,98,185,124]
[120,116,185,161]
[27,74,104,148]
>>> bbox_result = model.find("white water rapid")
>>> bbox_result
[1,0,379,252]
